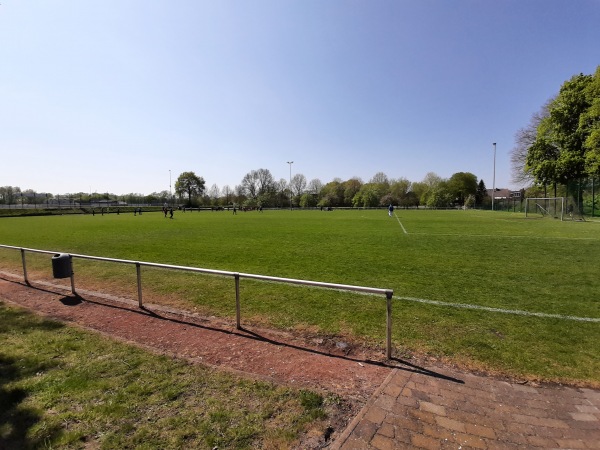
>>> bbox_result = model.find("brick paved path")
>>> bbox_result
[333,366,600,449]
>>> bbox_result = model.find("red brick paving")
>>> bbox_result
[332,368,600,449]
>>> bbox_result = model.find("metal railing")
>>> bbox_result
[0,244,395,358]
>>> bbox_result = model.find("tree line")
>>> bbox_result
[1,170,491,210]
[170,170,490,209]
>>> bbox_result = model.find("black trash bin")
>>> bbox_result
[52,253,72,278]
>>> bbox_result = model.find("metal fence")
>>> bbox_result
[0,244,395,358]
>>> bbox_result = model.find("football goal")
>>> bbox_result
[524,197,565,220]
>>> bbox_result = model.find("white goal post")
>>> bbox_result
[524,197,565,220]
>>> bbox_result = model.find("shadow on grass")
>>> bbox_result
[0,309,66,449]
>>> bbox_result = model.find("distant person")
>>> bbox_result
[233,205,237,215]
[169,207,174,219]
[388,204,394,217]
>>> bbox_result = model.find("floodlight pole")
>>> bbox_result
[492,143,496,211]
[287,161,293,210]
[169,169,172,206]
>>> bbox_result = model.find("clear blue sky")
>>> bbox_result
[1,1,599,196]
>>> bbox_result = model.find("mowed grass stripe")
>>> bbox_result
[0,209,599,385]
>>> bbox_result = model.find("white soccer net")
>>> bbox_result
[524,197,565,220]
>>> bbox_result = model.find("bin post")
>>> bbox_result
[20,248,29,285]
[235,273,241,330]
[386,290,393,360]
[136,262,143,308]
[70,258,76,295]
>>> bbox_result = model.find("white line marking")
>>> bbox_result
[394,213,408,234]
[409,233,598,241]
[397,296,600,323]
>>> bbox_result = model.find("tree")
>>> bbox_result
[475,179,488,205]
[352,184,379,208]
[343,178,362,206]
[419,172,444,205]
[582,66,600,176]
[551,73,592,182]
[511,99,552,186]
[426,182,453,208]
[241,169,276,205]
[526,72,594,187]
[276,178,288,208]
[389,178,411,206]
[175,172,206,206]
[241,170,260,199]
[299,192,317,208]
[307,178,323,196]
[447,172,478,206]
[208,184,220,205]
[221,185,233,205]
[234,184,246,205]
[526,129,560,187]
[0,186,20,206]
[369,172,390,206]
[146,190,169,205]
[319,179,344,207]
[290,173,307,197]
[256,168,276,197]
[410,182,428,207]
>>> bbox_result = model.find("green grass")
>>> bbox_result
[0,302,334,449]
[0,208,599,385]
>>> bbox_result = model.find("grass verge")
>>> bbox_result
[0,301,337,449]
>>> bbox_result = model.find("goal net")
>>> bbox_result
[565,196,586,221]
[524,197,565,220]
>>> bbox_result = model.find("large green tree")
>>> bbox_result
[175,171,206,206]
[343,178,362,206]
[582,66,600,176]
[447,172,478,206]
[318,179,344,207]
[526,69,599,186]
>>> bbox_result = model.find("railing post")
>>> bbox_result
[20,248,29,285]
[136,262,143,307]
[235,273,241,329]
[386,290,393,359]
[69,255,76,295]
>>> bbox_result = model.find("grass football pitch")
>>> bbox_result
[0,208,598,386]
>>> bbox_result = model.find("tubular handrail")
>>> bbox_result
[0,244,395,358]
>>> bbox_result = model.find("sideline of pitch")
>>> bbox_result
[397,295,600,323]
[392,212,408,234]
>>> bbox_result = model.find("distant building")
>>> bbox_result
[487,188,511,199]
